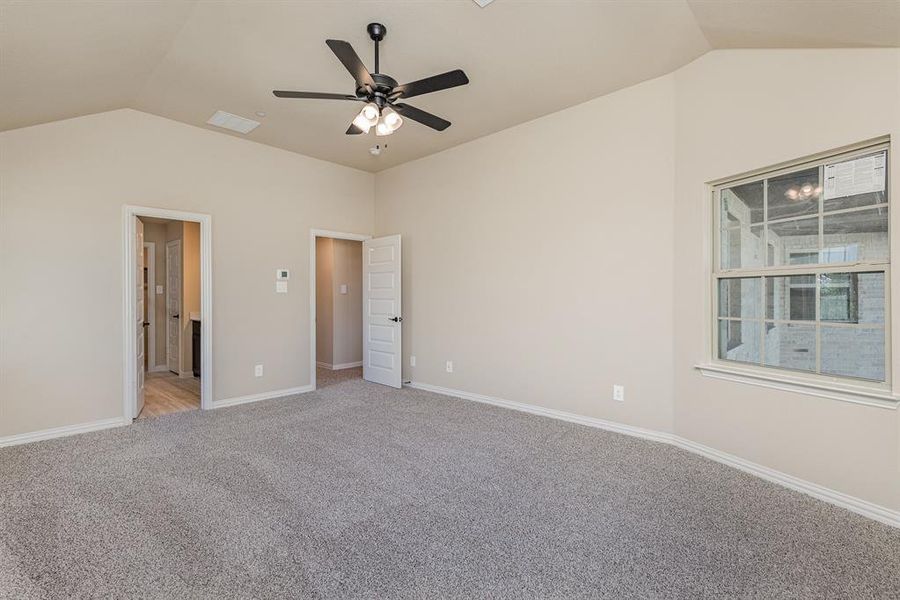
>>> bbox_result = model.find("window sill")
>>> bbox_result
[694,363,898,410]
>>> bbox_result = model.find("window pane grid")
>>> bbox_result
[715,272,886,381]
[712,144,889,384]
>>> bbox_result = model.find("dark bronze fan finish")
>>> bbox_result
[273,23,468,134]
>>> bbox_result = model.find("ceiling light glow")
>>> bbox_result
[352,113,372,133]
[784,181,821,202]
[361,103,379,124]
[381,107,403,132]
[375,118,394,136]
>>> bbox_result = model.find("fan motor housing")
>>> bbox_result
[357,73,398,103]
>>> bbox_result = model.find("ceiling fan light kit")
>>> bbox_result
[351,102,380,133]
[273,22,468,137]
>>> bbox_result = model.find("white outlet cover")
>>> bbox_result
[276,281,288,293]
[613,385,625,402]
[446,361,453,373]
[255,364,264,377]
[410,355,416,367]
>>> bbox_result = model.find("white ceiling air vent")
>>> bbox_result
[473,0,495,6]
[206,110,260,134]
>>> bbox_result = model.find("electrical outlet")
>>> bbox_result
[410,355,416,367]
[255,364,264,377]
[613,385,625,402]
[446,361,453,373]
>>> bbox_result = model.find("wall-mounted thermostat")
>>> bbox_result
[276,269,290,280]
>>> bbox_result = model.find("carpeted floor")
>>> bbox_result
[316,365,362,389]
[1,374,898,599]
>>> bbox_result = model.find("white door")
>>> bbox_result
[166,239,182,374]
[363,235,402,388]
[135,219,146,417]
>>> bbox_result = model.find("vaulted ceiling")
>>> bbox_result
[2,1,898,172]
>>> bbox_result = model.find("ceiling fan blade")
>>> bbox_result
[392,103,451,131]
[346,123,365,135]
[273,90,362,101]
[392,69,469,100]
[325,39,376,89]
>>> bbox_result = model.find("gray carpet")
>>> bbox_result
[1,372,898,599]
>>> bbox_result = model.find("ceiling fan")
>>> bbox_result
[273,23,469,136]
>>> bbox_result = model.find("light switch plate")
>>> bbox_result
[339,284,348,294]
[156,285,164,295]
[410,355,416,367]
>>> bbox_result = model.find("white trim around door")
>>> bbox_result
[309,229,372,392]
[123,206,213,421]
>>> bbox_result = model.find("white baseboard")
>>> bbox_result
[407,382,671,445]
[0,417,128,448]
[316,361,362,370]
[333,361,362,370]
[670,436,900,529]
[407,381,900,529]
[212,385,314,409]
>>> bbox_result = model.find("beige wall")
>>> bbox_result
[376,75,677,434]
[316,237,334,366]
[182,220,200,374]
[0,108,374,436]
[375,49,900,510]
[331,239,362,366]
[671,49,900,510]
[315,237,362,367]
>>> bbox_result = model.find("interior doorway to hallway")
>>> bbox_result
[309,229,403,391]
[124,206,212,423]
[136,216,202,419]
[314,234,365,388]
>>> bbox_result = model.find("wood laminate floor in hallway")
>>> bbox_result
[138,371,200,419]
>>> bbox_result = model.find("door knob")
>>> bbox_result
[173,314,180,319]
[389,316,402,322]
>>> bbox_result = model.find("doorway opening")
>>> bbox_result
[309,229,403,391]
[124,206,212,422]
[314,233,366,389]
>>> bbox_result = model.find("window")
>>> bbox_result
[713,144,889,383]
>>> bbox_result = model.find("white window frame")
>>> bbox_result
[699,139,896,408]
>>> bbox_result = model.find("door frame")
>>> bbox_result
[143,241,157,371]
[123,206,212,421]
[309,229,371,391]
